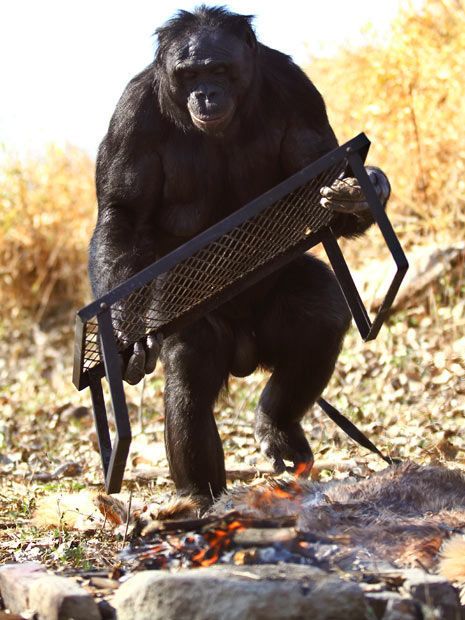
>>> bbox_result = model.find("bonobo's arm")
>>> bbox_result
[275,53,389,238]
[89,68,163,381]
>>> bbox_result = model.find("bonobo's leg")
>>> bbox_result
[254,255,351,475]
[161,316,233,506]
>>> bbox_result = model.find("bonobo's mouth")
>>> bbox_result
[191,109,234,132]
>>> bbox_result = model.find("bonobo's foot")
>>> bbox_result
[122,334,162,385]
[255,412,313,477]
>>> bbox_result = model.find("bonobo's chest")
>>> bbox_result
[156,126,285,246]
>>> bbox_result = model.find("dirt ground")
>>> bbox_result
[0,254,464,572]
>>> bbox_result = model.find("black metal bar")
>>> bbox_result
[322,231,371,339]
[72,315,86,390]
[317,398,396,465]
[97,307,132,493]
[347,150,409,341]
[78,133,370,323]
[88,370,112,476]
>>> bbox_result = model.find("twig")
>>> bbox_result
[138,376,146,433]
[122,489,133,549]
[407,80,431,217]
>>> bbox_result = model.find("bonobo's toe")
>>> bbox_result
[287,457,314,478]
[272,457,286,474]
[255,416,314,478]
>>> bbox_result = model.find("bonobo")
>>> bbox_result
[89,6,391,507]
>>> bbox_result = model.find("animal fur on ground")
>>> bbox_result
[212,462,465,574]
[33,492,199,531]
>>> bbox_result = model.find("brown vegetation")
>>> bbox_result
[310,0,465,242]
[0,145,94,321]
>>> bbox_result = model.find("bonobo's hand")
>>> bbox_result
[320,166,391,213]
[121,334,162,385]
[255,412,314,478]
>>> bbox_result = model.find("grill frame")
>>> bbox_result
[72,133,408,493]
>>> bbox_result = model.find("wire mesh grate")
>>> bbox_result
[80,162,344,375]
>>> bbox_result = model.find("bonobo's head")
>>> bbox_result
[155,6,258,136]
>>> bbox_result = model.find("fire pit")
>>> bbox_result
[109,462,465,620]
[123,463,465,575]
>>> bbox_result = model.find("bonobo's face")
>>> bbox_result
[165,30,255,135]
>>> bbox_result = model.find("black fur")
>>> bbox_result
[89,6,380,505]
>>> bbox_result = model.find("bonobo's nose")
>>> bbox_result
[195,88,218,104]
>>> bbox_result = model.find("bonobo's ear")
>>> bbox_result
[230,14,257,51]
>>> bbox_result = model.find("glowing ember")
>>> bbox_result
[192,520,245,567]
[294,461,314,477]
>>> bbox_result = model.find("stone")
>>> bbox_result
[113,564,366,620]
[98,598,117,619]
[0,564,100,620]
[366,592,403,619]
[29,575,101,620]
[403,574,462,620]
[366,592,422,620]
[382,597,422,620]
[0,562,45,613]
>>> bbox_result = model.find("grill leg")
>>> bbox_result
[88,371,112,478]
[97,307,132,493]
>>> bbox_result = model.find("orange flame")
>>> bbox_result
[192,520,245,567]
[294,461,313,478]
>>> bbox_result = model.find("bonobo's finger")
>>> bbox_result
[320,196,368,213]
[124,341,146,385]
[321,177,361,200]
[144,334,162,374]
[320,168,391,213]
[366,166,391,205]
[320,177,368,213]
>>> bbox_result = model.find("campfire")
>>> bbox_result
[126,509,306,572]
[123,462,465,579]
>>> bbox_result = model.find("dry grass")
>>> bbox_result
[309,0,465,244]
[0,145,95,322]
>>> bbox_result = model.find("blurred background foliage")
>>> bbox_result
[0,146,94,321]
[311,0,465,241]
[0,0,463,322]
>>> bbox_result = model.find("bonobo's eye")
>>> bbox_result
[177,68,198,81]
[212,65,227,76]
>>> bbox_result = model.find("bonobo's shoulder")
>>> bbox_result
[105,63,161,141]
[258,44,329,127]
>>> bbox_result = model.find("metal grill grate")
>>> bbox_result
[72,133,410,494]
[80,163,344,375]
